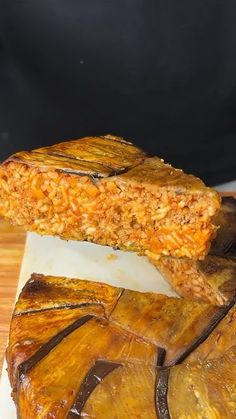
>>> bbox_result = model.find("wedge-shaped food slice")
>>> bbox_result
[151,196,236,305]
[0,135,220,259]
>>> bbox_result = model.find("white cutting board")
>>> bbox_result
[0,232,177,418]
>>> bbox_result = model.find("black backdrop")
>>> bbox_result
[1,1,236,185]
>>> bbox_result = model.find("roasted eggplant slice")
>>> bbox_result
[168,346,236,418]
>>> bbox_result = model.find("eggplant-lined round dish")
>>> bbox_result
[8,274,236,418]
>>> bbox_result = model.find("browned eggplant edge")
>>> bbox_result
[3,135,146,179]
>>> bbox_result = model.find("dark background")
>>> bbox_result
[1,0,236,185]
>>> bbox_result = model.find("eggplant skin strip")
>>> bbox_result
[8,274,236,418]
[155,368,171,419]
[67,360,122,418]
[0,134,220,259]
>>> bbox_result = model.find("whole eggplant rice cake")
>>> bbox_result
[8,274,236,418]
